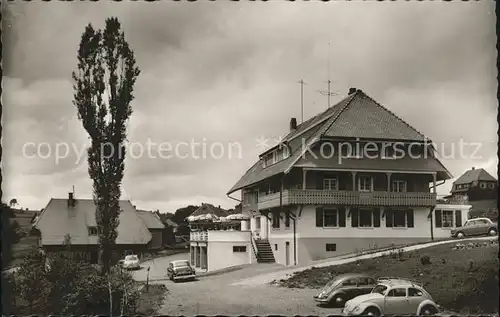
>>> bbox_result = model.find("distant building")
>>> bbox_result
[447,167,497,201]
[34,193,154,263]
[137,210,166,250]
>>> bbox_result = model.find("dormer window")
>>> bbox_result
[262,146,290,168]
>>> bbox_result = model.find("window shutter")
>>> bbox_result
[373,208,381,227]
[435,210,442,228]
[339,208,346,227]
[385,209,393,227]
[316,207,324,227]
[316,173,324,190]
[351,208,359,227]
[455,210,462,227]
[406,209,414,228]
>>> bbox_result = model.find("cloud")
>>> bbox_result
[2,1,496,211]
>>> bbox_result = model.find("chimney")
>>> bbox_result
[68,192,75,207]
[471,167,475,170]
[290,117,297,131]
[348,87,357,95]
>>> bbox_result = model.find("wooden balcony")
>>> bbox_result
[257,189,437,209]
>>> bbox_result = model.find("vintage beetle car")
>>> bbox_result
[313,273,377,307]
[342,277,439,316]
[166,260,196,282]
[451,217,498,238]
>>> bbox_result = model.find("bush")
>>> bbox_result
[12,245,140,315]
[420,255,431,265]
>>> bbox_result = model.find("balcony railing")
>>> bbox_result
[257,189,437,209]
[190,230,251,242]
[190,231,208,241]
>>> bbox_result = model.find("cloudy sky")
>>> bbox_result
[2,1,497,212]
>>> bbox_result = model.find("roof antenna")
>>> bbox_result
[298,79,307,123]
[317,41,338,108]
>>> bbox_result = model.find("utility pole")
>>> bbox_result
[298,79,307,123]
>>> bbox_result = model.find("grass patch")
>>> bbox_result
[135,283,168,316]
[278,241,499,314]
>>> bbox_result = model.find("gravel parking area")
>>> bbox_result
[157,270,339,315]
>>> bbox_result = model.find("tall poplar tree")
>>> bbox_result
[72,17,140,275]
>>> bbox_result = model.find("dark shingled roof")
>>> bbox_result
[227,89,450,194]
[34,199,152,246]
[137,210,166,229]
[453,168,497,185]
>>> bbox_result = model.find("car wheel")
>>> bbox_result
[456,232,465,239]
[488,229,497,236]
[361,307,381,316]
[420,305,438,315]
[331,295,345,307]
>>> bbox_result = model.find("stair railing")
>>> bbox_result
[250,232,259,260]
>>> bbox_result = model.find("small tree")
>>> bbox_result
[15,250,49,314]
[72,17,140,275]
[9,198,18,208]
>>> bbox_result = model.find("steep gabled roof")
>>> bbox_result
[35,199,152,245]
[189,203,229,218]
[453,168,497,185]
[137,210,166,229]
[227,89,449,195]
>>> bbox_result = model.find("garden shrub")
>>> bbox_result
[420,255,431,265]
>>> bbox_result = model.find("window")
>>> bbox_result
[255,217,261,229]
[386,209,414,228]
[347,143,361,158]
[323,178,339,190]
[324,209,338,227]
[233,246,247,252]
[358,176,373,192]
[88,226,98,236]
[392,180,407,193]
[274,244,278,251]
[342,278,357,286]
[489,183,495,189]
[480,182,487,189]
[272,212,280,229]
[359,208,373,227]
[326,243,336,252]
[442,210,453,227]
[351,208,381,228]
[316,207,346,227]
[387,288,407,297]
[357,277,372,285]
[408,288,423,297]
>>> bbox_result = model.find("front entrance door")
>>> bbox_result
[285,242,290,266]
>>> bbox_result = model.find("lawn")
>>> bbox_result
[278,240,499,314]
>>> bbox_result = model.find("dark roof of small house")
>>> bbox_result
[189,203,229,218]
[137,210,165,229]
[453,168,497,185]
[34,199,152,246]
[227,89,451,194]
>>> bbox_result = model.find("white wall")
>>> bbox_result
[295,206,433,239]
[207,230,251,242]
[207,241,252,272]
[432,204,471,239]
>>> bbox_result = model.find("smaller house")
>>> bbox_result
[448,167,497,201]
[34,193,152,264]
[137,210,166,250]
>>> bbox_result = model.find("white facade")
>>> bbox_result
[189,230,256,272]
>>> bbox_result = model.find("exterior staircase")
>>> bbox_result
[254,239,276,263]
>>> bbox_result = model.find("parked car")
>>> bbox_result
[342,277,439,316]
[118,254,140,270]
[166,260,196,282]
[451,217,498,239]
[313,273,377,307]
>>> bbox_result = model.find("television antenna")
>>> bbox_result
[317,41,339,108]
[298,79,308,123]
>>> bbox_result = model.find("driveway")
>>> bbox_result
[156,267,338,315]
